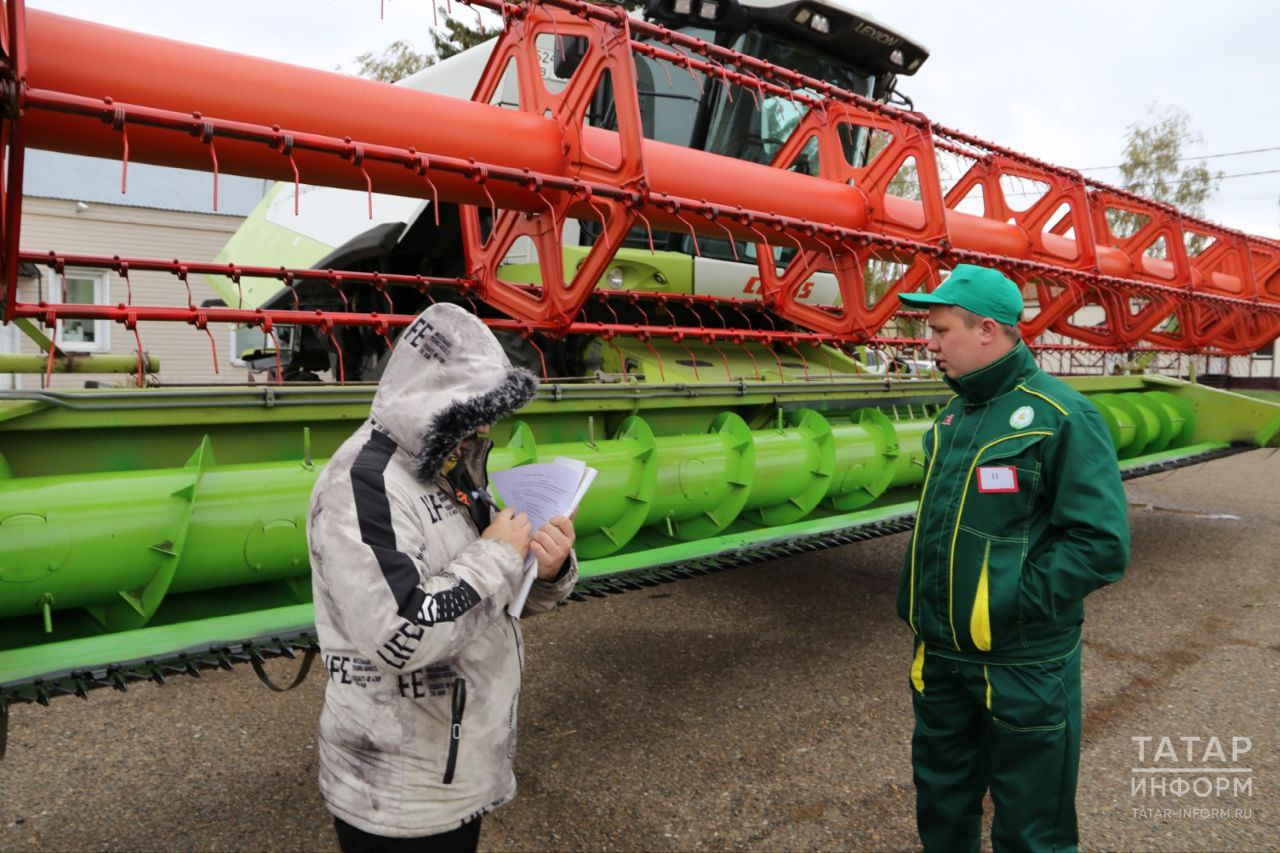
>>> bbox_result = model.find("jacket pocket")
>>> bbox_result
[442,677,467,784]
[964,532,1025,652]
[960,432,1048,542]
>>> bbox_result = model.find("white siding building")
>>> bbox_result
[1,151,267,390]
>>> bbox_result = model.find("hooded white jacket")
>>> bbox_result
[307,303,577,838]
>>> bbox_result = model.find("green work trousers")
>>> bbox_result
[909,640,1082,852]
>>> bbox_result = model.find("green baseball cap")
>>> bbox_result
[898,264,1023,325]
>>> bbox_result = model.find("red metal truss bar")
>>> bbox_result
[0,0,29,324]
[18,6,1270,298]
[19,249,1275,357]
[8,301,852,351]
[19,251,473,294]
[21,87,631,215]
[23,90,1264,326]
[15,6,1274,285]
[5,3,1278,355]
[471,0,1280,269]
[18,249,820,338]
[462,0,1268,237]
[15,87,885,261]
[457,0,1279,350]
[18,249,781,316]
[459,2,650,331]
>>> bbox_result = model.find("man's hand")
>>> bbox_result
[531,515,575,580]
[481,508,532,561]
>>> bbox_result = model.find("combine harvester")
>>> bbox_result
[1,0,1278,738]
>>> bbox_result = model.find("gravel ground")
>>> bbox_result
[1,449,1276,852]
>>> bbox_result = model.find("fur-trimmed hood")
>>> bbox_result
[370,303,538,481]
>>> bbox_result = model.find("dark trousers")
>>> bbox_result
[333,816,481,853]
[910,641,1082,852]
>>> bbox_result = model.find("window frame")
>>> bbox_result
[49,268,111,353]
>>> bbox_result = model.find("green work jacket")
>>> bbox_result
[897,343,1130,663]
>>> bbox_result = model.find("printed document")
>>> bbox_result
[489,456,597,616]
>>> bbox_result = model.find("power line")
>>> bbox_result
[1212,194,1280,206]
[997,168,1280,197]
[1122,168,1280,189]
[1080,145,1280,171]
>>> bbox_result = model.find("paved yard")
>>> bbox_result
[2,449,1276,851]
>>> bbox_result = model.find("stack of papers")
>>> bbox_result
[489,456,597,617]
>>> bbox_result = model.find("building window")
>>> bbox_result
[51,269,110,352]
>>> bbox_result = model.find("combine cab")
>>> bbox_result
[1,0,1278,727]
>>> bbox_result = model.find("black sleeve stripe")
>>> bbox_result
[420,580,481,626]
[351,431,427,620]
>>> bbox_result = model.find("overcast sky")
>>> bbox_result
[27,0,1280,238]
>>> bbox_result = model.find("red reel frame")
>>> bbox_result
[460,2,646,333]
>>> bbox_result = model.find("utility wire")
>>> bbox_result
[1110,168,1280,189]
[1080,145,1280,171]
[982,168,1280,197]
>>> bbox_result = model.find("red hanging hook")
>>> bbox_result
[51,254,68,302]
[175,262,194,309]
[767,338,785,382]
[522,329,549,380]
[737,335,763,381]
[106,102,129,194]
[374,318,396,354]
[705,334,733,380]
[346,140,373,219]
[327,271,350,311]
[372,273,394,313]
[641,334,666,382]
[43,309,59,388]
[788,340,811,380]
[260,316,283,386]
[281,269,300,310]
[229,267,244,309]
[816,339,835,381]
[321,318,345,384]
[114,257,133,305]
[194,115,219,211]
[273,128,302,216]
[673,332,701,380]
[410,152,442,227]
[192,312,221,375]
[604,334,629,377]
[704,205,739,261]
[468,160,498,243]
[588,197,611,252]
[665,200,701,257]
[122,310,145,387]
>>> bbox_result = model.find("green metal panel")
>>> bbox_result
[499,246,694,295]
[1,374,1277,696]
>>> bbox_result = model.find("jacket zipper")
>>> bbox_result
[506,618,524,758]
[442,677,467,784]
[509,618,524,678]
[946,430,1055,651]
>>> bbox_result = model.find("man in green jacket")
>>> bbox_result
[897,264,1130,852]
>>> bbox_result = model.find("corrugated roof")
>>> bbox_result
[22,150,268,216]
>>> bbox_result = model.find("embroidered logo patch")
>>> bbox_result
[941,414,954,426]
[1009,406,1035,429]
[977,465,1019,493]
